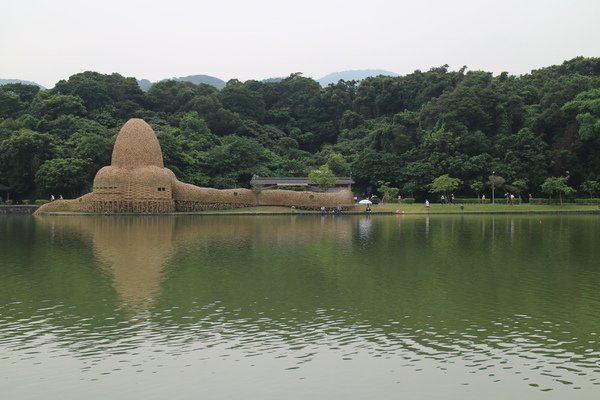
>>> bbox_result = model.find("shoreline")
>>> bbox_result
[4,204,599,216]
[23,210,600,217]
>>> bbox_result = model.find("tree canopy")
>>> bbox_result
[1,57,600,201]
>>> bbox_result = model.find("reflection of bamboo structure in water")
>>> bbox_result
[36,215,354,311]
[91,218,175,311]
[38,216,175,311]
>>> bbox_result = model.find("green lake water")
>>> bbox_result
[1,214,599,399]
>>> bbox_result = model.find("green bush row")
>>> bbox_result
[529,198,565,205]
[455,197,599,205]
[438,198,522,204]
[573,198,600,204]
[453,198,487,204]
[527,198,600,205]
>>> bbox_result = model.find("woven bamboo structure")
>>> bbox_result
[258,189,352,210]
[34,118,354,215]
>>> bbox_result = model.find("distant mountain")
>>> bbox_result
[262,77,284,83]
[137,79,152,91]
[0,78,45,89]
[137,74,227,91]
[172,75,226,90]
[317,69,399,86]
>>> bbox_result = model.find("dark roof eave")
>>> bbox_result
[250,177,354,185]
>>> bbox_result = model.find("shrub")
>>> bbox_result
[529,198,563,205]
[574,198,600,204]
[400,198,415,204]
[35,199,49,205]
[22,199,30,205]
[5,200,13,205]
[453,198,483,204]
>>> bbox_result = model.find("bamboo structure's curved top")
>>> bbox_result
[111,118,164,169]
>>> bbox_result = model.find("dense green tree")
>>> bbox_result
[326,152,351,176]
[202,135,274,188]
[321,80,357,125]
[0,83,40,118]
[421,71,496,135]
[496,128,549,189]
[579,180,600,199]
[2,58,600,200]
[54,71,144,121]
[30,93,87,120]
[352,150,403,192]
[0,129,55,197]
[469,180,485,198]
[486,174,506,202]
[429,174,462,197]
[509,179,529,199]
[377,181,400,203]
[64,132,113,173]
[220,79,266,121]
[308,164,338,191]
[42,115,109,140]
[541,177,576,204]
[399,160,438,198]
[34,158,92,198]
[145,80,216,114]
[563,88,600,140]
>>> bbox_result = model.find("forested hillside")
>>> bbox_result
[1,58,599,201]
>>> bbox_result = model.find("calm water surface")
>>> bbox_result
[1,214,599,399]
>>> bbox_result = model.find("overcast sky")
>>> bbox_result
[2,0,599,88]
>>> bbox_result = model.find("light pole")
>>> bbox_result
[491,171,495,205]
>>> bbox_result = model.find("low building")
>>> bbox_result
[250,176,354,192]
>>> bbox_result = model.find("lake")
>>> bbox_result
[1,214,599,399]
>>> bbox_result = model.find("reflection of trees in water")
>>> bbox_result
[157,216,599,350]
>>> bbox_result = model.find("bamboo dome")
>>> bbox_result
[89,119,176,213]
[111,118,164,169]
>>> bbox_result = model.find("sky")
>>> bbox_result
[2,0,599,88]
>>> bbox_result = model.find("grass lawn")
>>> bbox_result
[347,202,600,213]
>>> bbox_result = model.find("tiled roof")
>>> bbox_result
[250,177,354,185]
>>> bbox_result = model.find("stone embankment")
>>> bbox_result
[0,205,39,215]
